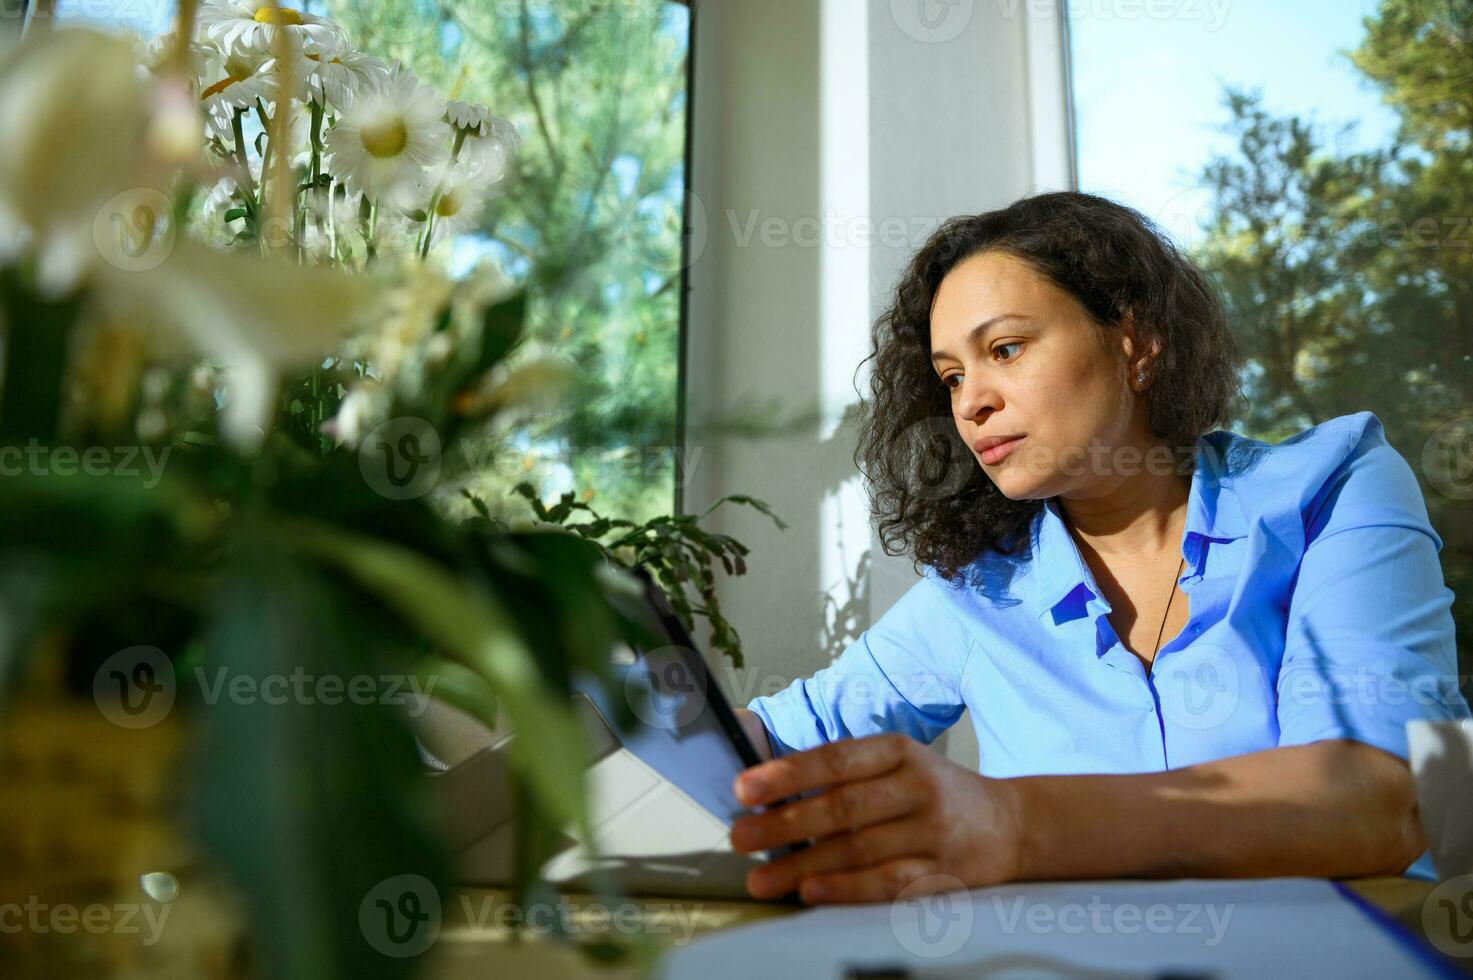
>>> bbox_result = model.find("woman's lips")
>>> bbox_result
[974,435,1025,465]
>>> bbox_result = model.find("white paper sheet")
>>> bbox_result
[655,877,1445,980]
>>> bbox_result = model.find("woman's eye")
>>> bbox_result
[993,342,1023,362]
[942,373,962,391]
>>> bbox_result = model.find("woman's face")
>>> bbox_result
[928,250,1152,501]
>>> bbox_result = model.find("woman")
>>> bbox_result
[728,191,1470,906]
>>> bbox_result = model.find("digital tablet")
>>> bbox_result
[611,565,808,857]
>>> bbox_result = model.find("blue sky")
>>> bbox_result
[1069,0,1400,246]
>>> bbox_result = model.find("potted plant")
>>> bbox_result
[0,7,781,977]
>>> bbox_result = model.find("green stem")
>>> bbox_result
[365,198,379,267]
[229,108,260,226]
[327,178,340,265]
[297,100,325,264]
[417,127,469,261]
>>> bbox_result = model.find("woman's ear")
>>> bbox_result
[1118,313,1163,390]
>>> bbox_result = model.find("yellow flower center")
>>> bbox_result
[361,117,409,158]
[253,5,304,25]
[435,188,463,218]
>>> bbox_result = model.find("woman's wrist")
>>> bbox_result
[734,707,774,762]
[992,774,1040,883]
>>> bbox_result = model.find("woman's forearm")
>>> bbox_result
[1005,739,1425,881]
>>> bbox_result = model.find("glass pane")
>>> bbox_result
[1067,0,1472,670]
[320,0,690,524]
[52,0,691,526]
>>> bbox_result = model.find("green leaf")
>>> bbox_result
[414,655,499,734]
[0,267,84,444]
[283,519,591,829]
[223,207,248,223]
[512,481,550,520]
[699,494,790,531]
[460,489,492,520]
[473,289,528,377]
[193,551,448,980]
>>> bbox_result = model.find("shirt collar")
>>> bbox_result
[1029,438,1248,620]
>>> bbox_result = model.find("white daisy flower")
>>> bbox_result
[199,0,342,57]
[323,64,449,204]
[192,176,244,247]
[459,114,521,185]
[198,46,274,113]
[303,35,388,111]
[141,32,180,75]
[418,161,495,246]
[444,99,493,136]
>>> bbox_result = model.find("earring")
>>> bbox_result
[1136,371,1146,386]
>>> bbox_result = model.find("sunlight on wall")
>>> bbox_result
[818,0,874,660]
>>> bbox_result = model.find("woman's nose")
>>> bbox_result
[957,372,1002,421]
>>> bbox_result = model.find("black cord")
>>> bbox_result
[1150,553,1187,666]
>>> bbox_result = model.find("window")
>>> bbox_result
[52,0,693,524]
[1066,0,1472,678]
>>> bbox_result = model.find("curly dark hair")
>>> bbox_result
[854,191,1243,585]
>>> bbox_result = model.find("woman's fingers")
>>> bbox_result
[730,766,922,853]
[733,731,914,807]
[743,816,930,900]
[797,857,938,905]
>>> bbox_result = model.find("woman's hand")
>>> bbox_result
[728,732,1025,904]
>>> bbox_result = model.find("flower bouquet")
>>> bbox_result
[0,3,781,976]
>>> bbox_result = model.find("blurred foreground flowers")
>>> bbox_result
[0,10,778,980]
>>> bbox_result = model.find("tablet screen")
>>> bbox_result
[584,566,806,857]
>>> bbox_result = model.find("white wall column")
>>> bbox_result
[685,0,1073,768]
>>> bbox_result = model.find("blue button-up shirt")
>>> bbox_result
[747,411,1469,878]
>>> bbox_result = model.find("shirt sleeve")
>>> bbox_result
[1276,417,1472,762]
[744,572,975,760]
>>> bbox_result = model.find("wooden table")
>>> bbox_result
[424,877,1473,979]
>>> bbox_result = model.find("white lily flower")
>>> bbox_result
[93,238,375,450]
[0,29,149,295]
[323,63,448,205]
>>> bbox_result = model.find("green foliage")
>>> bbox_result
[1193,0,1473,678]
[0,264,719,974]
[486,484,790,670]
